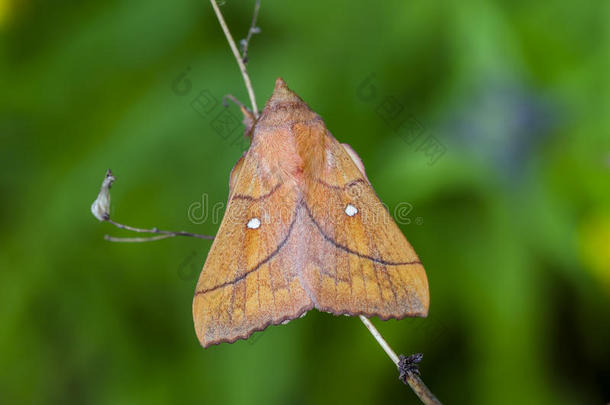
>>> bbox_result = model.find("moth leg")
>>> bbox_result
[223,94,256,138]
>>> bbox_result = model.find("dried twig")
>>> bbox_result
[399,354,441,405]
[105,234,174,243]
[104,219,214,242]
[91,169,214,243]
[359,316,442,405]
[240,0,261,64]
[209,0,259,117]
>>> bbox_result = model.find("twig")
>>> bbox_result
[240,0,261,65]
[399,354,441,405]
[91,169,215,243]
[104,234,174,243]
[104,219,214,242]
[209,0,259,117]
[359,315,400,363]
[359,316,442,405]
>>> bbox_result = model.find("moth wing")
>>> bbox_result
[193,150,313,347]
[228,154,245,200]
[301,133,429,319]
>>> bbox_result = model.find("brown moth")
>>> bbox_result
[193,78,429,347]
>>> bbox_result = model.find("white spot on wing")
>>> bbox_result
[345,204,358,217]
[247,217,261,229]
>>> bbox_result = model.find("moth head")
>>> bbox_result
[269,77,301,103]
[257,78,317,128]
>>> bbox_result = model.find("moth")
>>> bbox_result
[193,78,429,347]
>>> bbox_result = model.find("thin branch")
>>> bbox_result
[104,234,174,243]
[91,169,215,243]
[359,315,400,364]
[209,0,259,117]
[105,218,214,242]
[240,0,261,65]
[399,354,442,405]
[359,316,442,405]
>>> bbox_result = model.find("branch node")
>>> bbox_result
[240,0,261,65]
[398,353,442,405]
[358,316,441,404]
[398,353,423,380]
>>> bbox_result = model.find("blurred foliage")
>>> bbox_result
[1,0,609,404]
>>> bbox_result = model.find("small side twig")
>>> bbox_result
[91,169,215,243]
[209,0,259,117]
[104,219,214,242]
[359,316,442,405]
[105,234,174,243]
[240,0,261,65]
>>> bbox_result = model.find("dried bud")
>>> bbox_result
[91,169,115,221]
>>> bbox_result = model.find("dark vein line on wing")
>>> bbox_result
[195,207,298,296]
[302,202,421,267]
[313,178,367,190]
[232,182,282,201]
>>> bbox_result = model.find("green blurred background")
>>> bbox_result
[1,0,609,404]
